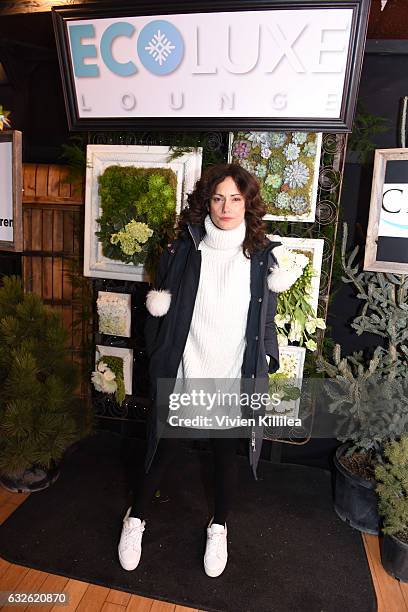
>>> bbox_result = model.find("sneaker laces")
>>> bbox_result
[122,519,145,550]
[206,529,225,558]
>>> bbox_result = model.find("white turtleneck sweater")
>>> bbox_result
[168,214,251,429]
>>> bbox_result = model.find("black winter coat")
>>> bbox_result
[143,221,286,480]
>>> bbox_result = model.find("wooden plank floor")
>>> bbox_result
[0,487,405,612]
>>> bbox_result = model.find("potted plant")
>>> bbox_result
[316,224,408,534]
[375,436,408,582]
[0,276,93,492]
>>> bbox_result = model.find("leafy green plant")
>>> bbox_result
[375,436,408,541]
[60,134,87,188]
[275,254,326,352]
[348,100,389,164]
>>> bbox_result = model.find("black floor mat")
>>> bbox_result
[0,431,377,612]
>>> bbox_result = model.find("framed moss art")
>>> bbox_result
[228,131,322,222]
[84,145,202,281]
[95,345,133,396]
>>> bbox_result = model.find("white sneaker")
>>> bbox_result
[118,506,146,571]
[204,517,228,577]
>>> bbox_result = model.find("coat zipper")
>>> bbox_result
[187,224,198,250]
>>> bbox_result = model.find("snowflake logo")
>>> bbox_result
[145,30,175,66]
[138,20,184,75]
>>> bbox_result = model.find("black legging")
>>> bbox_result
[130,428,240,525]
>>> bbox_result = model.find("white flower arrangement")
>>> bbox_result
[97,292,131,337]
[272,245,326,352]
[91,361,117,394]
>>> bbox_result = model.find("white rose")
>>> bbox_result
[102,379,117,394]
[103,369,116,382]
[293,253,309,270]
[272,245,292,269]
[91,371,105,392]
[97,361,108,373]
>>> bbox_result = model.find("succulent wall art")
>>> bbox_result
[229,131,322,222]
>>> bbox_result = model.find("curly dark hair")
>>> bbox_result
[175,163,269,256]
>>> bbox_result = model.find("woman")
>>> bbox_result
[118,163,295,577]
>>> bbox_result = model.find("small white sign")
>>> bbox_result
[0,141,14,242]
[378,183,408,239]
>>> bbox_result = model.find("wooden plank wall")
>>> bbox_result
[21,163,90,398]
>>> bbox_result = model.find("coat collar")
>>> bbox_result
[186,221,280,254]
[186,222,205,250]
[184,222,299,294]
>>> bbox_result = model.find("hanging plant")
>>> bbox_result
[91,356,125,406]
[95,166,177,274]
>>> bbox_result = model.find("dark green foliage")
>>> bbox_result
[316,224,408,459]
[95,166,177,277]
[376,436,408,538]
[0,276,90,476]
[348,100,389,165]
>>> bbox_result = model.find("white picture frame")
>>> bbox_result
[95,345,133,395]
[84,145,203,282]
[96,291,132,337]
[267,235,324,314]
[228,131,322,223]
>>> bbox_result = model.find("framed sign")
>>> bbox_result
[0,130,23,252]
[52,0,370,132]
[365,148,408,274]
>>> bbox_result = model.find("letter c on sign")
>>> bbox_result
[100,22,138,76]
[382,188,403,213]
